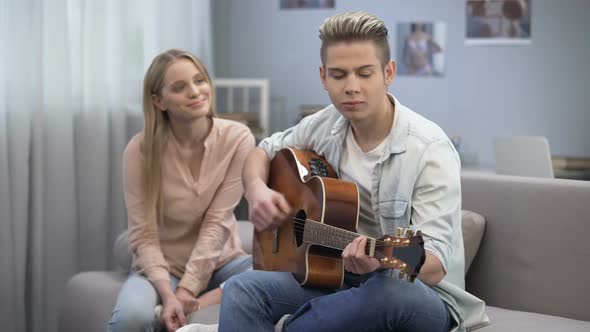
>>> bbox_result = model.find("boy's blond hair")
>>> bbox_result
[319,11,390,67]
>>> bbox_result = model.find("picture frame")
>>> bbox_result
[280,0,335,9]
[396,22,446,77]
[465,0,532,45]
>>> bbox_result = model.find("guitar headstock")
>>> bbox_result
[377,228,425,283]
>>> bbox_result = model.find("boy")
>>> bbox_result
[220,11,489,332]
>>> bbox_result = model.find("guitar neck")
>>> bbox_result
[301,219,376,257]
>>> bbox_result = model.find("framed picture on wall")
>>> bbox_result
[396,22,446,77]
[465,0,532,45]
[280,0,335,9]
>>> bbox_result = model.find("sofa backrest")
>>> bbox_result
[462,172,590,322]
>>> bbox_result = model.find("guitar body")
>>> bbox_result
[252,149,360,288]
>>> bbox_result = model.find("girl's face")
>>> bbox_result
[153,58,212,122]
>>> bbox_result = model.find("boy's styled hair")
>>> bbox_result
[319,11,390,67]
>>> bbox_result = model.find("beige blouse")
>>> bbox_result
[123,118,255,296]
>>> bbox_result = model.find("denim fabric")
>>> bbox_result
[219,269,450,332]
[108,255,251,332]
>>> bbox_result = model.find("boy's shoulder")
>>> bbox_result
[299,104,343,131]
[397,103,449,145]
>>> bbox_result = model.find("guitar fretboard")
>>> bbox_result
[301,219,376,257]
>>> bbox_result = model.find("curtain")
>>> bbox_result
[0,1,212,331]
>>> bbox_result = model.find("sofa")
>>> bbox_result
[58,172,590,331]
[461,171,590,331]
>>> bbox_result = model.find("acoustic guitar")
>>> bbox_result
[252,148,425,288]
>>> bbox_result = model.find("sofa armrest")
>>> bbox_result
[462,172,590,322]
[58,271,126,332]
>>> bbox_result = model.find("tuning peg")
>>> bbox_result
[399,271,406,280]
[381,257,389,264]
[396,227,404,237]
[405,229,414,237]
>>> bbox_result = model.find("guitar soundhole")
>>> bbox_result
[294,210,307,247]
[309,158,328,177]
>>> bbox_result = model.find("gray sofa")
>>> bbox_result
[58,172,590,331]
[462,172,590,331]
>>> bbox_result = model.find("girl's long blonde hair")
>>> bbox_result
[141,49,216,225]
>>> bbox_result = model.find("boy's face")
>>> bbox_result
[320,40,395,123]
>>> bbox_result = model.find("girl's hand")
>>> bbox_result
[161,295,187,332]
[176,286,200,315]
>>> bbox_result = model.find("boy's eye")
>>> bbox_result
[358,70,373,78]
[331,74,345,80]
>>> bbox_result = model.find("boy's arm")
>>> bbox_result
[242,147,291,231]
[412,139,462,286]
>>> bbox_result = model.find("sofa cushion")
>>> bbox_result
[478,306,590,331]
[461,210,486,274]
[187,304,221,324]
[114,230,132,271]
[236,220,253,254]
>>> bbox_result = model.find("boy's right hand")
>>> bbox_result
[246,180,291,231]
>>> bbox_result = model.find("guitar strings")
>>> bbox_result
[290,217,391,246]
[272,220,418,270]
[288,223,391,247]
[278,223,410,268]
[289,217,397,246]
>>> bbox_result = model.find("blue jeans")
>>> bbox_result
[219,269,451,332]
[108,255,251,332]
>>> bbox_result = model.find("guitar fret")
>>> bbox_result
[302,220,374,256]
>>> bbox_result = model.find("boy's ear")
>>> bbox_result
[151,94,166,111]
[319,66,328,90]
[385,60,396,85]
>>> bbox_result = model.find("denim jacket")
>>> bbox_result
[259,95,490,331]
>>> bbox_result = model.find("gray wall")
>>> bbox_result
[212,0,590,166]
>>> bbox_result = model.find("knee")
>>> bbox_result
[221,270,273,307]
[223,270,262,296]
[108,297,156,332]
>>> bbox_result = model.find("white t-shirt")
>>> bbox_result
[339,126,386,238]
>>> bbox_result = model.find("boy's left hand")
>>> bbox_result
[342,236,381,275]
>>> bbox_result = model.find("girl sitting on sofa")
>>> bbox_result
[108,49,254,332]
